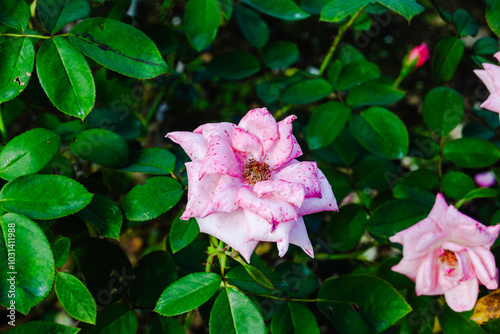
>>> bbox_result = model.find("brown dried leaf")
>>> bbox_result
[471,289,500,324]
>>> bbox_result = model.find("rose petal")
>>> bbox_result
[181,162,219,219]
[195,209,259,262]
[415,251,442,295]
[200,135,243,179]
[442,209,500,248]
[390,218,442,260]
[289,216,314,257]
[428,193,449,222]
[468,247,499,289]
[392,257,425,282]
[166,132,208,161]
[237,108,278,155]
[212,175,243,213]
[484,63,500,92]
[253,179,305,207]
[275,161,321,198]
[475,69,496,94]
[495,51,500,62]
[443,276,479,312]
[481,93,500,114]
[299,169,338,215]
[231,127,263,161]
[194,122,235,142]
[265,115,300,169]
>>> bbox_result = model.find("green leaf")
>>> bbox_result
[147,314,185,334]
[320,0,370,23]
[301,0,330,14]
[367,199,431,238]
[0,213,55,314]
[422,87,464,136]
[431,36,464,84]
[0,0,30,31]
[129,251,177,308]
[69,18,170,79]
[452,9,478,37]
[119,148,176,175]
[3,321,79,334]
[38,0,90,34]
[443,138,500,168]
[169,215,200,253]
[0,174,93,219]
[346,83,405,108]
[271,302,320,334]
[375,0,424,22]
[317,275,412,333]
[40,155,76,179]
[350,107,409,159]
[256,81,279,104]
[209,287,266,334]
[486,0,500,39]
[442,171,475,199]
[275,261,318,297]
[234,6,269,48]
[0,37,34,103]
[337,61,380,91]
[53,237,71,268]
[439,306,484,334]
[262,41,299,69]
[281,78,332,104]
[226,265,286,296]
[238,261,275,290]
[79,303,138,334]
[155,272,222,316]
[184,0,221,51]
[76,193,123,239]
[55,271,97,324]
[121,177,183,221]
[306,101,351,150]
[86,108,144,141]
[473,37,499,55]
[207,51,261,80]
[0,128,61,180]
[36,38,95,119]
[327,60,343,90]
[324,204,366,252]
[70,129,129,168]
[456,188,499,209]
[241,0,309,21]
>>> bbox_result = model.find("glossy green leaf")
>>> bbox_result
[0,213,55,314]
[3,321,79,334]
[306,101,351,150]
[439,306,484,334]
[456,188,499,209]
[86,108,144,141]
[226,265,286,296]
[0,37,34,103]
[256,81,279,103]
[337,61,380,91]
[36,38,95,119]
[0,0,30,31]
[119,148,176,175]
[76,193,123,239]
[241,0,309,21]
[219,0,233,20]
[38,0,90,34]
[350,107,409,159]
[207,51,261,80]
[442,171,475,199]
[262,41,299,69]
[431,36,464,84]
[130,251,177,308]
[473,37,499,55]
[375,0,424,22]
[422,87,464,136]
[70,129,129,168]
[39,155,76,179]
[317,275,412,333]
[324,204,366,252]
[320,0,370,22]
[169,215,199,253]
[155,272,221,316]
[271,302,319,334]
[452,9,478,37]
[55,271,96,324]
[79,303,138,333]
[486,0,500,39]
[185,0,221,51]
[69,18,169,79]
[121,177,183,221]
[327,60,343,89]
[0,174,93,219]
[0,128,61,180]
[238,261,275,290]
[281,79,332,104]
[209,287,266,334]
[443,138,500,168]
[346,83,405,108]
[275,261,318,297]
[367,199,431,238]
[234,6,269,48]
[301,0,330,14]
[53,237,71,268]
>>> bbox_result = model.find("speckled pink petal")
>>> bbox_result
[212,175,243,213]
[392,257,425,282]
[166,132,208,161]
[468,247,499,289]
[289,216,314,257]
[265,115,297,169]
[235,187,298,224]
[481,93,500,114]
[412,230,447,258]
[181,162,220,219]
[390,218,441,260]
[274,161,321,198]
[443,276,479,312]
[484,63,500,92]
[253,180,305,207]
[455,249,475,281]
[200,135,243,179]
[475,69,495,94]
[299,169,338,215]
[244,210,295,257]
[194,122,236,142]
[427,193,449,222]
[415,251,441,295]
[195,209,258,263]
[231,127,263,161]
[237,108,278,155]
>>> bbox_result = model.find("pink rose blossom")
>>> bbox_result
[474,52,500,114]
[167,108,338,262]
[406,43,430,69]
[390,193,500,312]
[475,171,496,188]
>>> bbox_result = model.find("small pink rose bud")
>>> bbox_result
[475,171,496,188]
[405,43,430,69]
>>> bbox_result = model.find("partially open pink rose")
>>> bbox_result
[167,108,338,262]
[406,43,430,69]
[390,193,500,312]
[474,52,500,114]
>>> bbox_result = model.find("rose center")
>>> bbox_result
[243,158,271,185]
[439,249,458,267]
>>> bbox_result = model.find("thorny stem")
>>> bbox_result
[318,8,366,76]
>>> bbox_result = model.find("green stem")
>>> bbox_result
[274,104,292,119]
[0,105,8,144]
[318,8,366,76]
[392,70,406,89]
[0,33,50,39]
